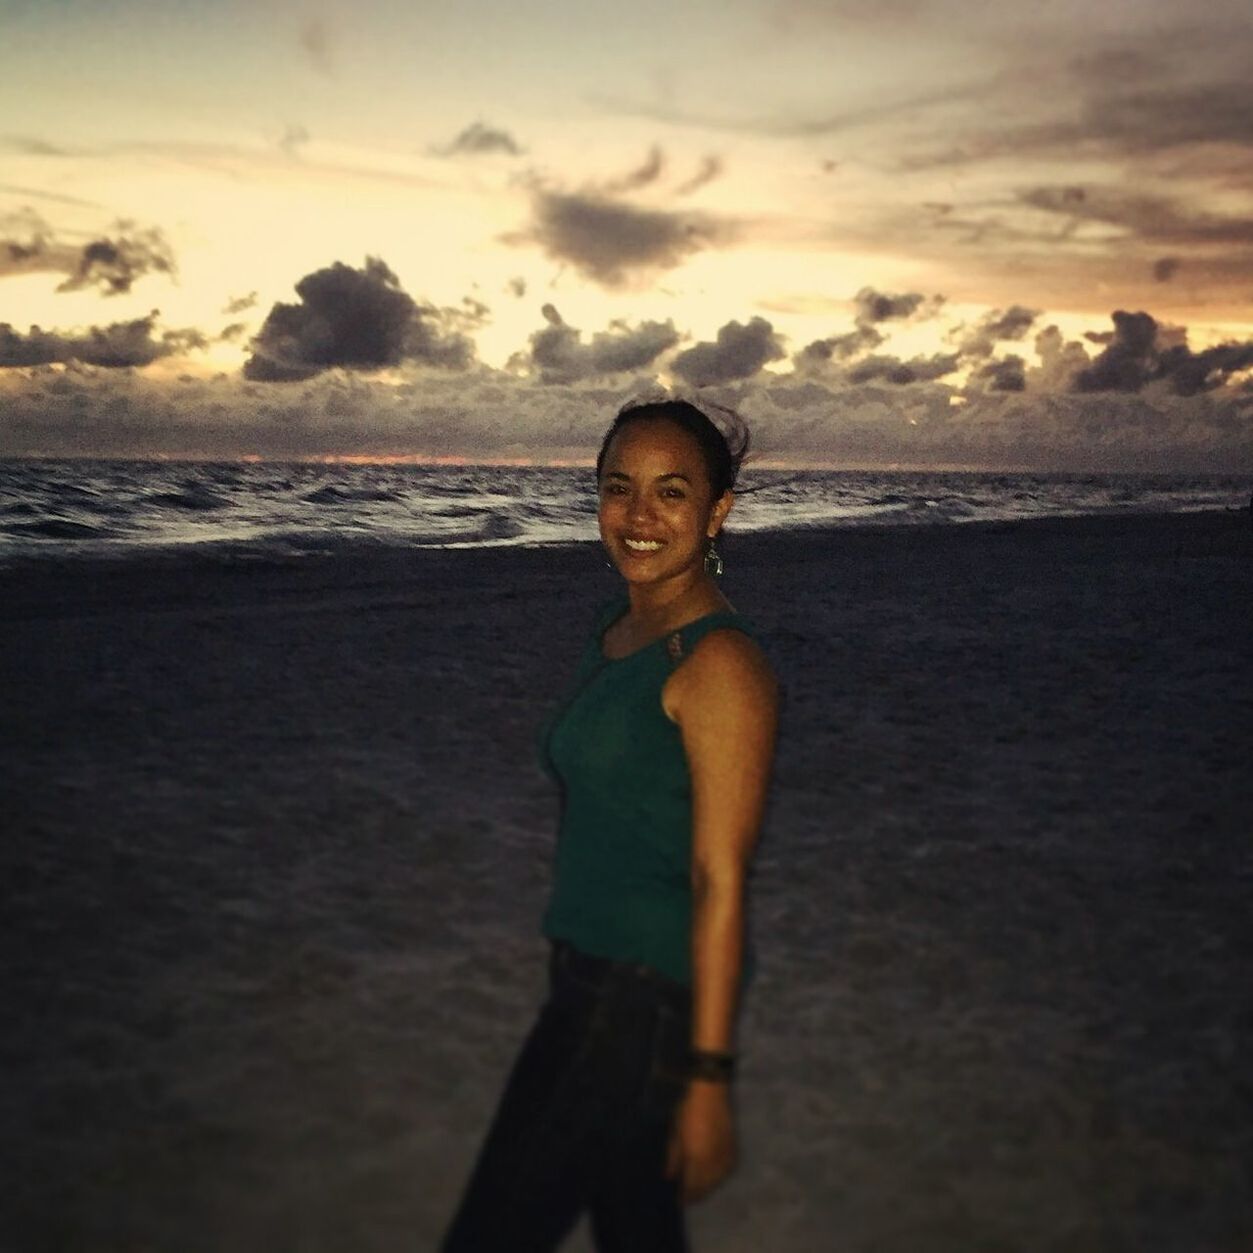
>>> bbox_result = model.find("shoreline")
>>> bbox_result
[1,506,1247,621]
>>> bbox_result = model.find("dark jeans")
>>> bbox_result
[440,940,694,1253]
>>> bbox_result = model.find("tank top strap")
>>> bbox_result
[665,610,756,666]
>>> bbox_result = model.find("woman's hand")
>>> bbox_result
[664,1080,736,1204]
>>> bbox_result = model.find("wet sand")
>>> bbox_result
[2,510,1250,1251]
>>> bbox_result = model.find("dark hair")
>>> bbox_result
[594,398,751,500]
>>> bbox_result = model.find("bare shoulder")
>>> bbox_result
[666,627,778,722]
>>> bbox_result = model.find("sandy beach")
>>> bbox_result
[2,509,1250,1252]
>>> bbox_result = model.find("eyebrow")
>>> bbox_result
[604,470,692,484]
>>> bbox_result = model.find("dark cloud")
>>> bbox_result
[1018,185,1253,247]
[602,147,665,194]
[955,304,1039,358]
[222,291,257,315]
[670,317,785,386]
[435,122,524,157]
[1074,309,1253,396]
[1,213,176,295]
[974,354,1027,392]
[243,257,475,383]
[1153,256,1181,282]
[906,76,1253,171]
[847,352,960,385]
[1157,340,1253,397]
[1,207,53,272]
[510,304,680,384]
[675,155,724,196]
[510,189,727,288]
[1073,80,1253,157]
[453,296,492,330]
[793,324,883,373]
[506,277,527,298]
[788,286,945,377]
[0,312,202,369]
[853,286,943,325]
[56,223,176,296]
[1074,310,1159,392]
[219,322,248,342]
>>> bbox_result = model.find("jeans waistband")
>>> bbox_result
[548,939,691,1013]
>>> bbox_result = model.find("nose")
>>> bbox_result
[627,491,655,524]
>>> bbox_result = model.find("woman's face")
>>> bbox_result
[597,417,732,588]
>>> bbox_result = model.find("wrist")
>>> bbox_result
[686,1048,736,1084]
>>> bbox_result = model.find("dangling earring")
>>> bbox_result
[703,536,723,577]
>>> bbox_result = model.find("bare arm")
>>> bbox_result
[666,627,779,1201]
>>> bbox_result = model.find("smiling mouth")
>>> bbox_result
[623,538,664,552]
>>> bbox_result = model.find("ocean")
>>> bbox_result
[2,458,1250,566]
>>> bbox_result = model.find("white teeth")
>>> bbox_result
[624,538,662,551]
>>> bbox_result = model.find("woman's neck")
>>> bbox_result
[625,571,728,629]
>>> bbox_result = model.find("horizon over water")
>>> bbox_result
[2,456,1250,567]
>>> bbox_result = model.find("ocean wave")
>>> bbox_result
[301,484,402,504]
[5,517,118,540]
[147,487,230,511]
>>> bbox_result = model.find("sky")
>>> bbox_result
[1,0,1251,469]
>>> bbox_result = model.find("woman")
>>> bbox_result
[441,398,779,1252]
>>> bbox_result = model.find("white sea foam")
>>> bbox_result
[2,457,1250,565]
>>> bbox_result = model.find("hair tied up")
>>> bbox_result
[595,393,752,501]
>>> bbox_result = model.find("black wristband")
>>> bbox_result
[686,1049,736,1083]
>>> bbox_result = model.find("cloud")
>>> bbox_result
[1017,185,1253,248]
[433,121,524,157]
[973,354,1027,392]
[509,189,729,288]
[509,304,680,385]
[675,155,724,196]
[506,277,527,298]
[222,291,258,315]
[670,316,786,386]
[1074,310,1168,393]
[789,285,946,377]
[602,146,665,194]
[0,312,204,369]
[954,304,1039,358]
[1,207,54,270]
[1030,325,1092,391]
[903,70,1253,172]
[1,212,176,295]
[243,257,476,382]
[1152,257,1181,282]
[846,352,960,385]
[1073,309,1253,396]
[793,324,883,373]
[54,226,176,296]
[853,286,943,325]
[1158,339,1253,397]
[4,348,1250,471]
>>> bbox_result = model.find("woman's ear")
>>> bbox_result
[708,489,734,537]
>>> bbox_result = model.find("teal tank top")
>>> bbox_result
[539,594,760,989]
